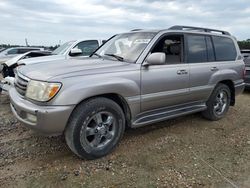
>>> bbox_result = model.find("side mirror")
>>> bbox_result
[145,52,166,66]
[70,48,82,56]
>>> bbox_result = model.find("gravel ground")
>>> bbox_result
[0,91,250,188]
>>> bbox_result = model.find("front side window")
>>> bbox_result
[212,36,237,61]
[52,41,75,55]
[94,32,156,63]
[73,40,99,56]
[187,35,207,63]
[151,35,183,64]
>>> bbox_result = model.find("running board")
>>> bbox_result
[132,104,207,128]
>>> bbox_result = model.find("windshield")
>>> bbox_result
[94,32,156,63]
[52,41,75,55]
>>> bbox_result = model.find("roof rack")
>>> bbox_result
[168,25,230,36]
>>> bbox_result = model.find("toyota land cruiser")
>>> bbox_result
[9,26,245,159]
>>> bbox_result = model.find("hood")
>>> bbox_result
[0,56,13,64]
[5,54,24,67]
[18,57,133,81]
[18,54,65,65]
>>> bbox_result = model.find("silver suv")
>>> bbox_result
[9,26,245,159]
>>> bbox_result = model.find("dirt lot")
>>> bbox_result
[0,91,250,188]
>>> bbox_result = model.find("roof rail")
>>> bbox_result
[131,29,143,32]
[168,25,230,36]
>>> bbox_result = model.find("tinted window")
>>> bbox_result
[187,35,207,63]
[152,35,183,64]
[74,40,99,56]
[212,36,236,61]
[18,48,39,54]
[206,36,215,62]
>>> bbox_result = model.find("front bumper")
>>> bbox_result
[9,88,75,135]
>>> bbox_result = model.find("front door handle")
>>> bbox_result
[177,70,188,75]
[211,67,219,71]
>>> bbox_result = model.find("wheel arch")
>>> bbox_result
[67,93,132,129]
[217,80,235,106]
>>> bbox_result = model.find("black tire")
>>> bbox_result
[65,97,125,160]
[202,83,231,121]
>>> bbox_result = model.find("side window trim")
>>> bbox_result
[205,35,216,62]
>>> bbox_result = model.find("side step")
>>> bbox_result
[132,104,207,128]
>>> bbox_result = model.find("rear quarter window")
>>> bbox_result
[212,36,237,61]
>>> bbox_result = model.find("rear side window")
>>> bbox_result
[187,35,207,63]
[212,36,237,61]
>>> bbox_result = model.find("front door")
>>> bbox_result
[141,34,190,112]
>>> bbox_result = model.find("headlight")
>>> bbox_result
[26,80,61,102]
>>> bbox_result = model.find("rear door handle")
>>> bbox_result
[211,67,219,71]
[177,70,188,75]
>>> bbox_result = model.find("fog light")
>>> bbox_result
[26,113,37,123]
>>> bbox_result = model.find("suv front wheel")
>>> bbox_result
[202,83,231,121]
[65,97,125,159]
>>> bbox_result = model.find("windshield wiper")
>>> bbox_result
[104,53,124,61]
[92,53,102,58]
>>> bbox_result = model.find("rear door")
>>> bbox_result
[187,34,237,102]
[186,34,215,102]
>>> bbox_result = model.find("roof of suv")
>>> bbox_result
[129,25,231,37]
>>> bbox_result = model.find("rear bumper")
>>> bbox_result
[9,88,75,135]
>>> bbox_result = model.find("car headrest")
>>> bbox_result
[170,43,180,55]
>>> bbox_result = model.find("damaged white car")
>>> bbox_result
[0,39,104,93]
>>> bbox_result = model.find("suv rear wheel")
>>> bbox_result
[202,83,231,121]
[65,97,125,159]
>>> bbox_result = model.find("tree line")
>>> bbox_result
[238,39,250,49]
[0,44,59,51]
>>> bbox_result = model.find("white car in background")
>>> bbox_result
[0,47,44,64]
[1,50,52,77]
[17,39,105,66]
[0,39,104,93]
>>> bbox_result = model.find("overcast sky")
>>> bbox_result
[0,0,249,46]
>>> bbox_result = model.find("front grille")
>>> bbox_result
[14,72,29,96]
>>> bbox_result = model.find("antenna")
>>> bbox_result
[25,38,29,46]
